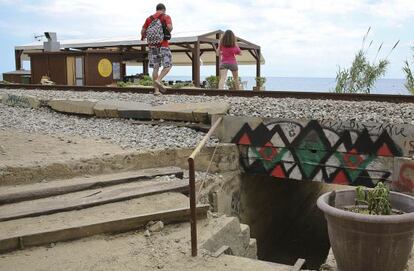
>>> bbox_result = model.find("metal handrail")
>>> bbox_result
[188,116,223,257]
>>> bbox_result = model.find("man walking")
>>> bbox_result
[141,3,173,94]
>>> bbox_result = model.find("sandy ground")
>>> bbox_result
[0,129,128,168]
[0,216,291,271]
[0,192,188,239]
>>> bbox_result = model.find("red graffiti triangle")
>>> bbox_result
[271,165,286,179]
[333,170,349,185]
[377,143,392,157]
[239,133,251,145]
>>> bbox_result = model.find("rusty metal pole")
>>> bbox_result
[188,157,197,257]
[187,116,223,257]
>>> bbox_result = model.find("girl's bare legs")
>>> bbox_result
[218,69,228,89]
[231,70,240,90]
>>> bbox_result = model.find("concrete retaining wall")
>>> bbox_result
[0,144,239,186]
[214,115,414,192]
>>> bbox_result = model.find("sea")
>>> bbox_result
[164,76,410,95]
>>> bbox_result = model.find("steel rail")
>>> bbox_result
[1,83,413,103]
[188,116,223,257]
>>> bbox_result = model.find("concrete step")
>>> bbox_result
[200,216,258,259]
[217,255,298,271]
[0,167,183,204]
[0,192,209,253]
[0,178,191,222]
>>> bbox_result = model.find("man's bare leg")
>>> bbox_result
[153,66,171,93]
[152,65,161,94]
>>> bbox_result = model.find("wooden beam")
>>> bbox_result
[14,50,23,70]
[256,48,261,85]
[0,179,192,222]
[0,167,183,204]
[185,52,193,61]
[0,205,209,254]
[192,42,201,87]
[215,33,220,76]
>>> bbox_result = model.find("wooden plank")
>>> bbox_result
[0,167,183,204]
[0,179,191,222]
[0,204,209,254]
[291,258,306,271]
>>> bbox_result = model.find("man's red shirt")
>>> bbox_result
[142,12,172,48]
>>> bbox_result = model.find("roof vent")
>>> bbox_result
[43,32,60,52]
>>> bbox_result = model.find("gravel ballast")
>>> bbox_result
[1,88,413,125]
[0,103,217,150]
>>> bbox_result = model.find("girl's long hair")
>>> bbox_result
[220,30,237,48]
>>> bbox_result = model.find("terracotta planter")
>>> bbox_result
[317,189,414,271]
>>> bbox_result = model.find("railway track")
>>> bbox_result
[1,83,413,103]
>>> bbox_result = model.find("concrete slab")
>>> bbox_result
[48,99,98,115]
[151,102,230,123]
[94,100,153,118]
[1,93,41,109]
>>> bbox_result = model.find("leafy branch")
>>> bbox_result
[335,27,399,94]
[403,45,414,95]
[355,182,392,215]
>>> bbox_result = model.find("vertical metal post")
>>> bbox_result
[188,157,197,257]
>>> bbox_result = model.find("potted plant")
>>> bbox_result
[205,75,219,89]
[253,77,266,91]
[317,183,414,271]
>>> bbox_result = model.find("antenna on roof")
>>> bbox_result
[34,33,45,42]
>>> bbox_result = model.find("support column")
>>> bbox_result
[15,50,23,70]
[141,45,149,75]
[192,41,201,87]
[215,33,220,77]
[256,48,261,88]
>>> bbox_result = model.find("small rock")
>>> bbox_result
[47,242,56,248]
[144,230,151,237]
[147,221,164,232]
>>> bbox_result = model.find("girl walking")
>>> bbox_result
[218,30,242,90]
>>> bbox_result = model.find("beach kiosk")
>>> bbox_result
[12,30,264,87]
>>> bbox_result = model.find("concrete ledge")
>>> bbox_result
[151,102,230,123]
[48,99,98,115]
[94,100,153,118]
[1,93,41,109]
[0,144,240,186]
[0,205,209,254]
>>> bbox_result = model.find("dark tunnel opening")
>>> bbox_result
[238,174,332,269]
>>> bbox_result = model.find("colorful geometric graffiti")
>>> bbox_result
[232,120,403,187]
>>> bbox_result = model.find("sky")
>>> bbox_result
[0,0,413,79]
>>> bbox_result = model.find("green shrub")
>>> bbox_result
[255,77,266,87]
[334,28,399,94]
[355,182,392,215]
[0,80,10,84]
[226,77,241,90]
[205,75,219,89]
[138,75,153,86]
[403,46,414,95]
